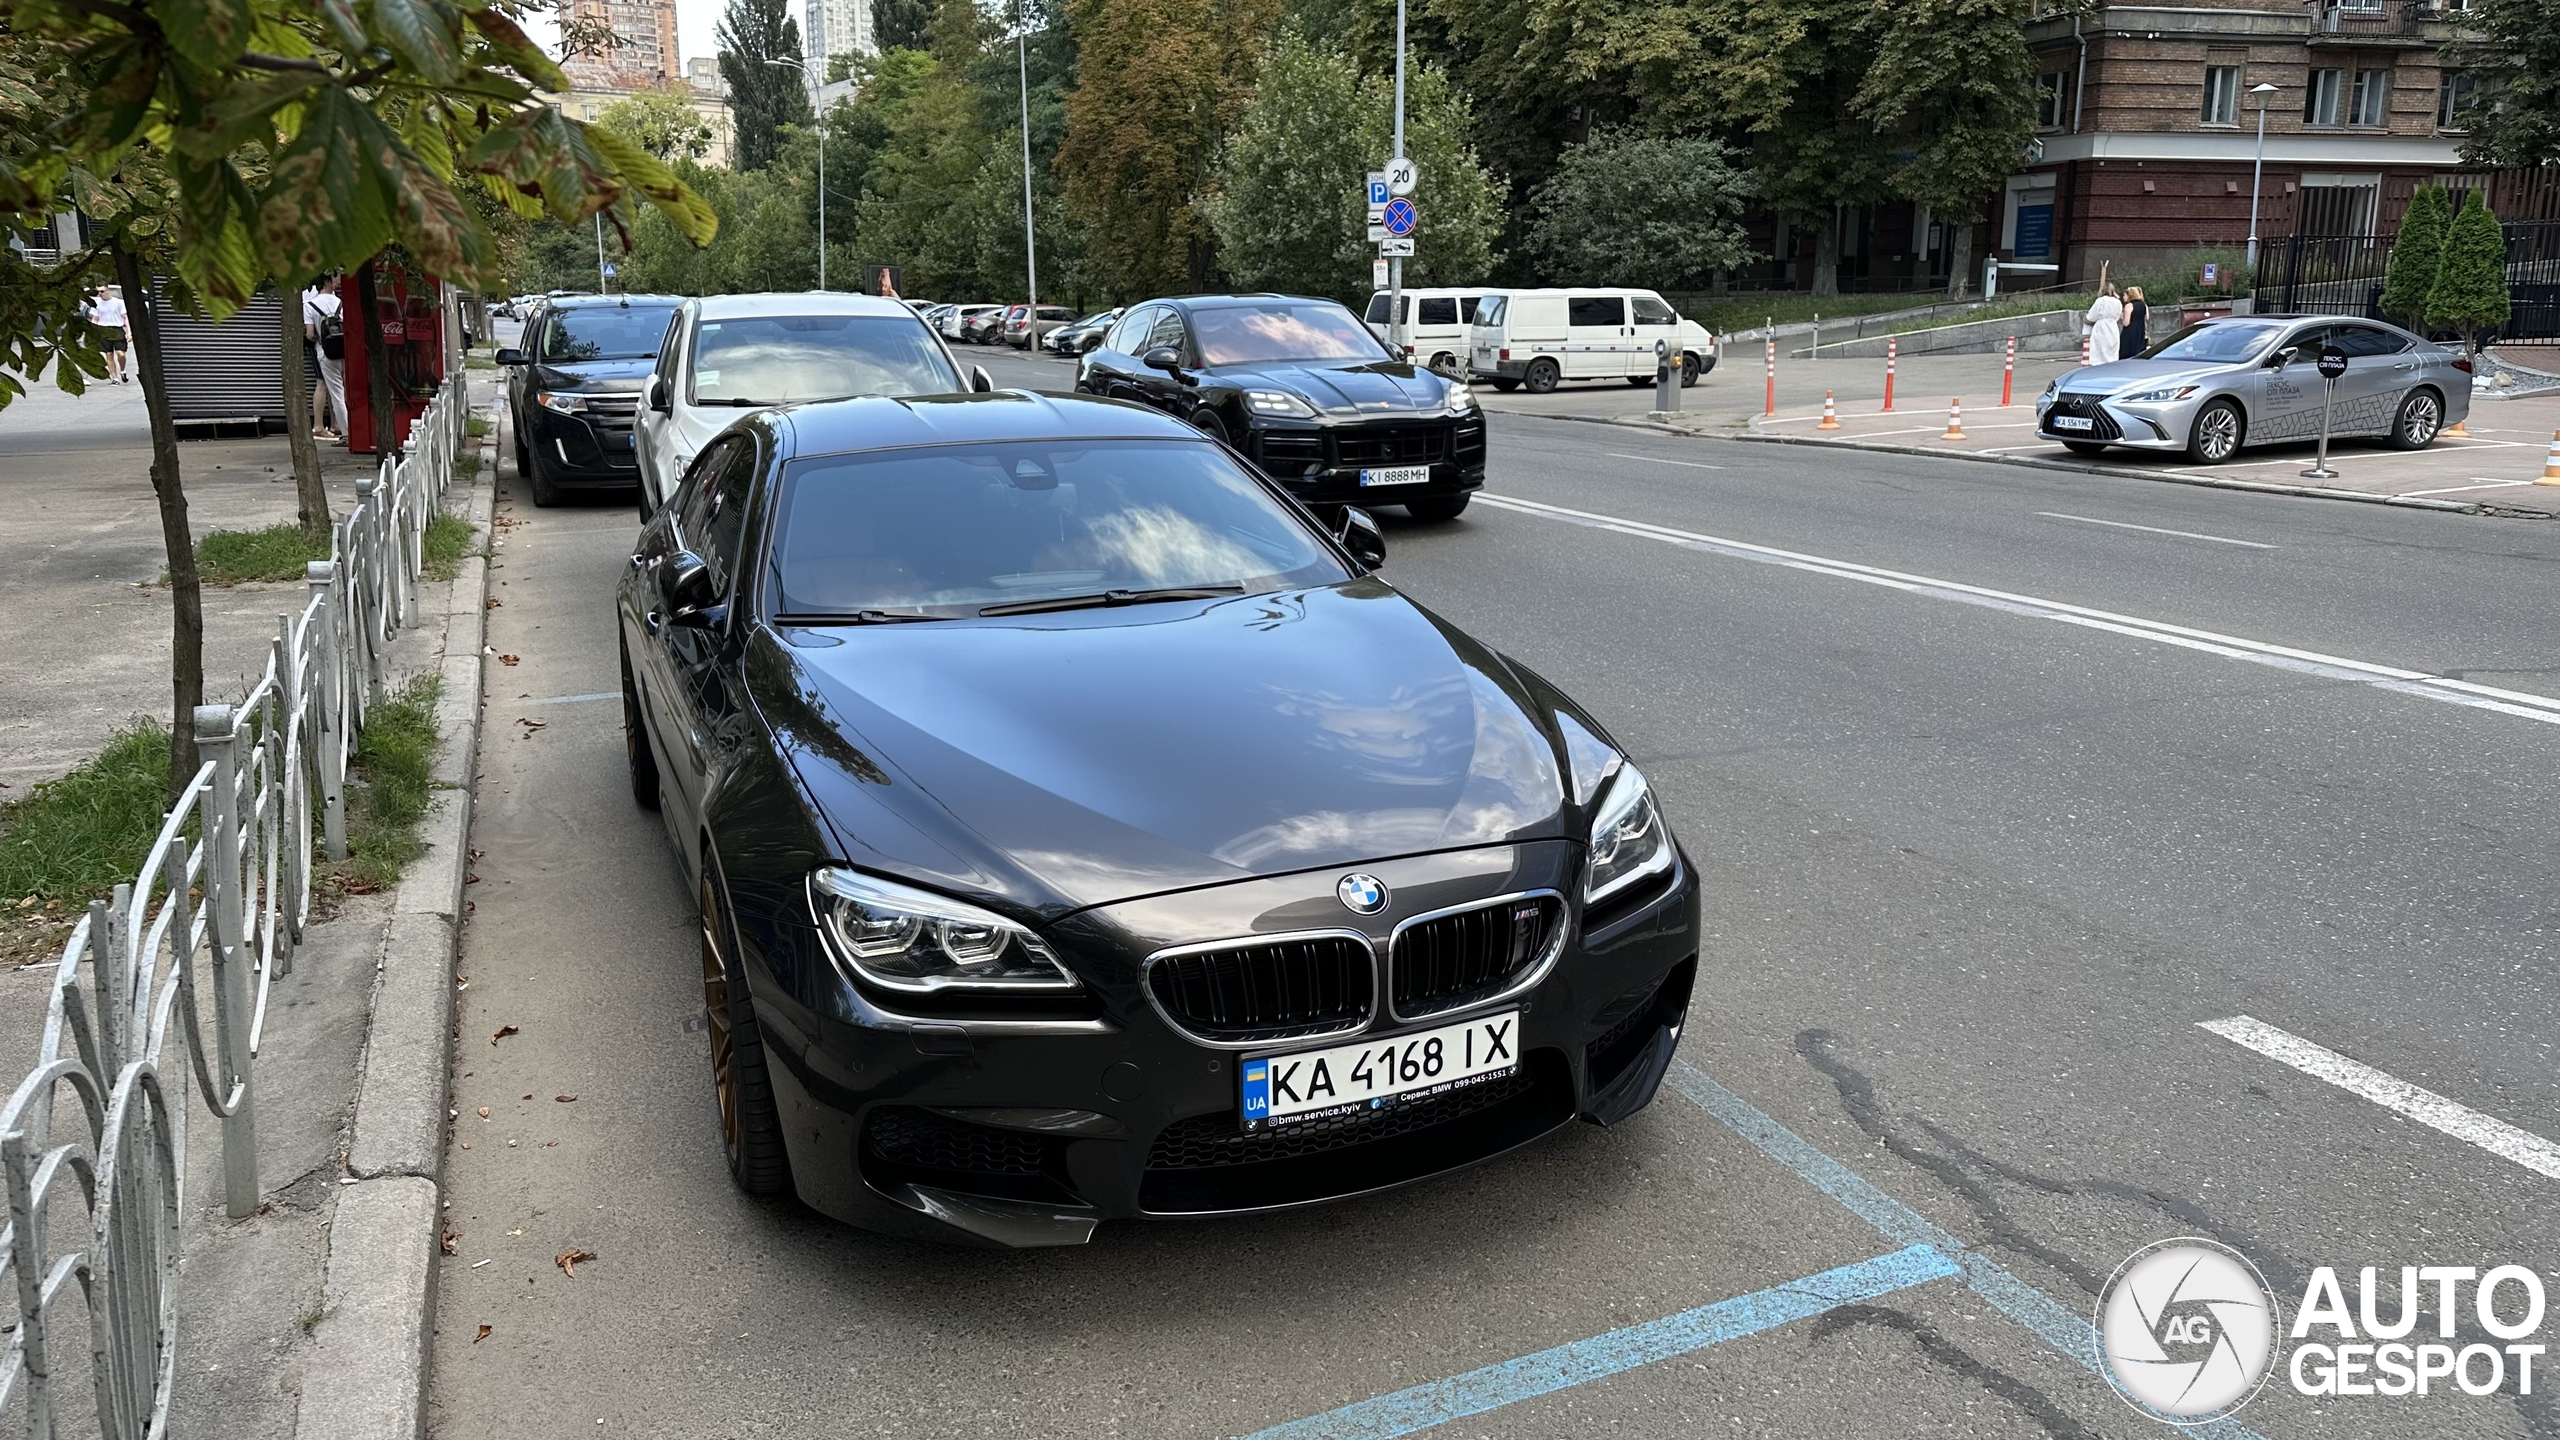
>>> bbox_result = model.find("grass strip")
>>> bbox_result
[0,724,172,934]
[196,523,330,586]
[423,510,476,583]
[334,673,442,894]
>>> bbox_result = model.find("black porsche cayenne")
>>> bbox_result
[1076,294,1486,522]
[618,389,1697,1247]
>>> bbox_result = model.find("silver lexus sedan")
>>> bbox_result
[2035,314,2473,464]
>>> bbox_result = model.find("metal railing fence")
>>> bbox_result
[0,375,467,1438]
[2255,221,2560,341]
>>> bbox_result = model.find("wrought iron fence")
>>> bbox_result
[2256,221,2560,341]
[0,375,467,1438]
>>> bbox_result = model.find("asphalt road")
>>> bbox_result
[429,344,2560,1440]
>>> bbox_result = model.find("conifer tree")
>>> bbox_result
[2425,189,2512,355]
[2378,184,2448,332]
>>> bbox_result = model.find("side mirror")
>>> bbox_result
[495,348,526,366]
[971,365,995,393]
[1141,346,1184,373]
[1335,507,1387,573]
[647,377,671,413]
[2267,349,2293,370]
[666,550,721,624]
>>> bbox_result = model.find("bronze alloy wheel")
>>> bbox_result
[2391,388,2443,450]
[699,877,741,1165]
[698,872,791,1193]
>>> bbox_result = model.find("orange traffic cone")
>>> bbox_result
[1818,391,1840,430]
[1942,398,1966,441]
[2443,418,2470,439]
[2538,429,2560,486]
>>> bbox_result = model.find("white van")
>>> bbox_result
[1362,288,1492,374]
[1469,289,1717,393]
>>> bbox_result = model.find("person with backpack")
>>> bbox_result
[82,285,131,383]
[304,274,348,443]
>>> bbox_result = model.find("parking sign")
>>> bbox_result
[1366,173,1389,207]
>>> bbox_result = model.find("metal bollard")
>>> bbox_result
[1654,339,1677,414]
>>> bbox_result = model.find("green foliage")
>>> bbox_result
[874,0,934,51]
[2425,188,2512,350]
[0,722,171,918]
[2378,184,2449,329]
[195,523,330,585]
[2449,0,2560,167]
[596,87,716,164]
[339,673,440,891]
[720,0,816,172]
[423,509,476,581]
[1528,131,1751,289]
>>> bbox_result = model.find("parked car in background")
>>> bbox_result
[1004,304,1077,349]
[941,304,1001,341]
[497,294,682,505]
[963,306,1014,344]
[616,387,1698,1244]
[632,292,991,519]
[1364,288,1495,375]
[1045,308,1120,355]
[1469,289,1717,393]
[2035,313,2470,464]
[1078,293,1485,521]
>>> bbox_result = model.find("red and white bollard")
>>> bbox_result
[1941,397,1966,441]
[1819,390,1840,430]
[1882,337,1897,413]
[2080,332,2092,368]
[2001,336,2016,407]
[1764,334,1777,417]
[2539,429,2560,486]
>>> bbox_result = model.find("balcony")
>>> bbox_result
[2307,0,2469,48]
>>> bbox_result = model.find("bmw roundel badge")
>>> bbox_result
[1336,873,1389,914]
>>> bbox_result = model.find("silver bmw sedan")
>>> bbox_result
[2035,314,2474,465]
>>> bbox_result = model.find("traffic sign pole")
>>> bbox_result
[2303,345,2348,479]
[1389,0,1405,357]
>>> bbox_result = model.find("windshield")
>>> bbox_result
[539,307,675,362]
[767,439,1350,617]
[2144,320,2288,363]
[690,314,961,405]
[1192,302,1393,366]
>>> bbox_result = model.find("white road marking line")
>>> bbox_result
[1605,452,1725,471]
[1473,492,2560,725]
[2396,480,2542,497]
[2034,511,2275,548]
[2199,1016,2560,1181]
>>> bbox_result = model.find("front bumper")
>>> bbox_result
[746,841,1699,1247]
[525,399,644,482]
[2035,391,2197,450]
[1245,415,1487,505]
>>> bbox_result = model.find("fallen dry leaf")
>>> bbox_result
[555,1095,576,1103]
[498,653,519,665]
[555,1249,597,1279]
[521,1094,533,1101]
[486,597,504,610]
[474,1325,492,1343]
[490,1025,518,1046]
[440,1225,460,1255]
[477,1107,490,1119]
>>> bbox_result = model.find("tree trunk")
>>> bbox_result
[116,243,204,798]
[1811,208,1840,297]
[280,287,329,541]
[354,261,399,458]
[1945,218,1975,300]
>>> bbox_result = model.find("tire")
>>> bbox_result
[512,417,531,480]
[1523,358,1561,394]
[2388,387,2444,450]
[1190,409,1232,445]
[1490,378,1519,392]
[2063,440,2109,457]
[2185,398,2245,465]
[1405,494,1470,522]
[700,870,791,1195]
[524,436,561,506]
[621,640,659,811]
[1625,375,1653,387]
[1682,354,1704,387]
[1427,351,1459,376]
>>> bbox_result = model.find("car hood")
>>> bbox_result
[528,357,653,391]
[1210,360,1450,417]
[2058,359,2231,396]
[754,579,1576,917]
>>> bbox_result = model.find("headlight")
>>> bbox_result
[2118,385,2199,403]
[809,868,1082,994]
[1245,389,1318,418]
[1584,763,1674,906]
[534,392,588,415]
[1445,385,1478,415]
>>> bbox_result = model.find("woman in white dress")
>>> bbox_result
[2083,282,2124,366]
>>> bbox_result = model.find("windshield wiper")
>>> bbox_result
[774,610,954,625]
[978,584,1245,618]
[697,397,775,407]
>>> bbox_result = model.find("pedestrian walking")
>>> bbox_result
[304,275,348,444]
[2083,278,2124,367]
[2120,285,2149,357]
[82,284,130,383]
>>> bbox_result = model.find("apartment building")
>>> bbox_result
[2004,0,2488,283]
[805,0,877,77]
[561,0,683,91]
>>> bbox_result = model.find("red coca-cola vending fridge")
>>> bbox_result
[343,255,446,455]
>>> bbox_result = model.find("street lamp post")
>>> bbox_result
[767,55,825,290]
[1017,2,1037,329]
[2245,81,2281,271]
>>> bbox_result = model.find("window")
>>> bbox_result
[1567,296,1625,328]
[1144,307,1190,356]
[678,437,758,597]
[2330,324,2409,358]
[1108,306,1160,353]
[1188,302,1387,365]
[2201,67,2240,126]
[1631,295,1679,327]
[1416,297,1456,326]
[582,104,600,121]
[2038,72,2071,130]
[538,306,677,361]
[2350,69,2389,127]
[2439,71,2477,129]
[1473,295,1508,327]
[2305,69,2344,126]
[689,313,962,405]
[2148,320,2290,363]
[1458,296,1481,323]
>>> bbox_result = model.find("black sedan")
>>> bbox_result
[1077,294,1485,521]
[498,294,681,505]
[618,390,1697,1247]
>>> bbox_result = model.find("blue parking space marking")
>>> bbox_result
[1240,1244,1958,1440]
[1664,1061,2273,1440]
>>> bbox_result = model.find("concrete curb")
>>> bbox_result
[296,419,497,1440]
